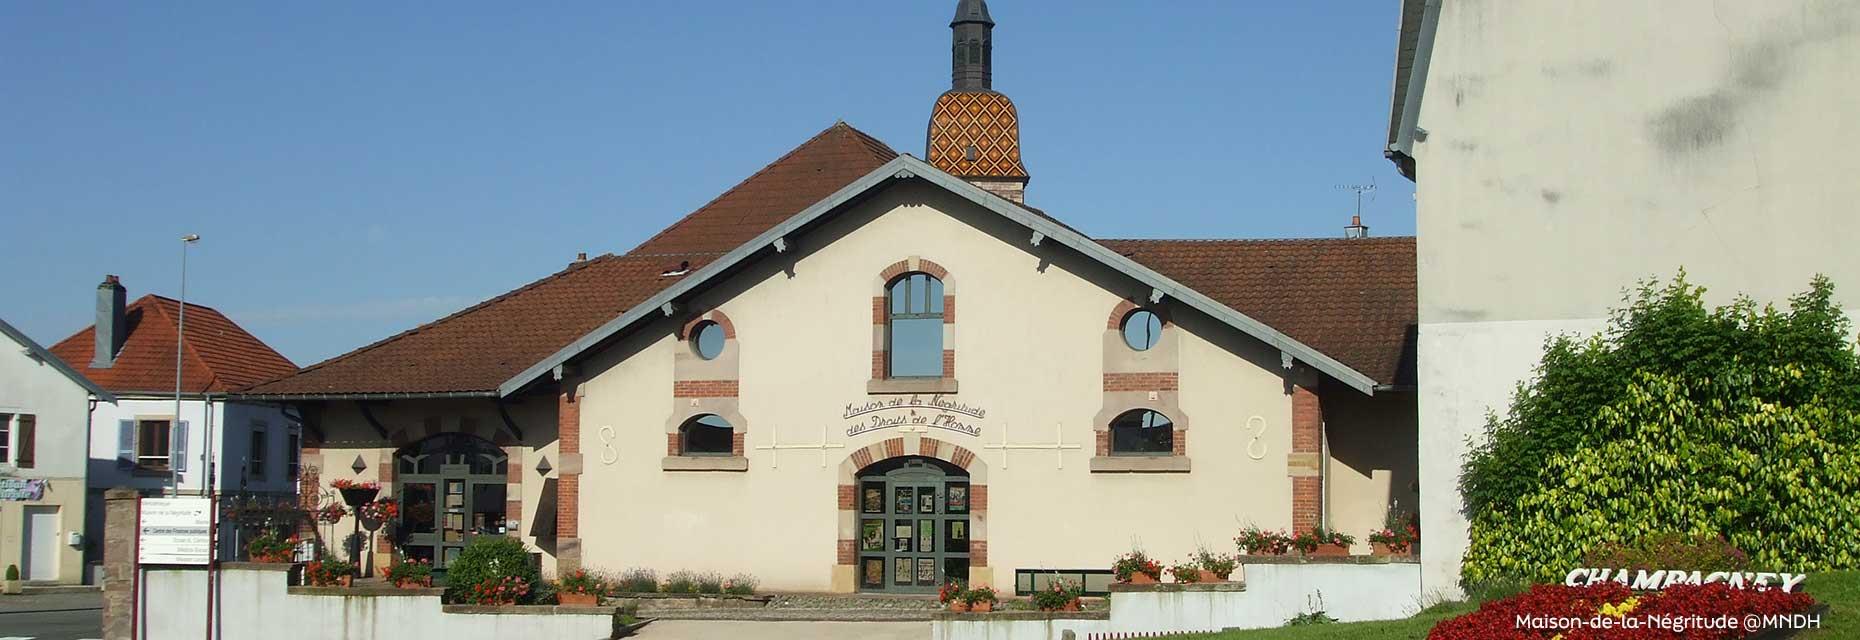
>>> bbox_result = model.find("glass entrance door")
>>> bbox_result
[855,457,971,593]
[392,434,509,570]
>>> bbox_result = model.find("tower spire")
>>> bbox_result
[951,0,994,90]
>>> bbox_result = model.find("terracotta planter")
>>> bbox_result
[1309,544,1351,557]
[1062,598,1081,612]
[559,592,600,606]
[948,600,970,612]
[395,578,432,589]
[1125,572,1158,585]
[1371,542,1413,557]
[1197,570,1225,583]
[970,600,993,613]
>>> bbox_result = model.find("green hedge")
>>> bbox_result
[442,536,541,604]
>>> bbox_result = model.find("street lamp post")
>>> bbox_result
[173,234,200,498]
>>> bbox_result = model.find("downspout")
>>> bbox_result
[1320,420,1330,532]
[1386,0,1442,178]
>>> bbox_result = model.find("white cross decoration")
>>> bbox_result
[753,424,846,469]
[982,422,1080,469]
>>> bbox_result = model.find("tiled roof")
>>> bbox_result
[1098,237,1418,386]
[49,295,298,395]
[241,253,716,396]
[627,122,899,255]
[926,91,1027,179]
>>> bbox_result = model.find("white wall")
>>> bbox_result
[1408,0,1860,599]
[141,566,611,640]
[87,398,295,495]
[0,330,98,582]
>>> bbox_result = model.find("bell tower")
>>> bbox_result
[927,0,1029,203]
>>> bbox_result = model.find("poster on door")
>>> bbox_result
[139,497,213,565]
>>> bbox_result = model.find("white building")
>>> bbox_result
[1,316,113,585]
[1384,0,1860,599]
[47,276,302,569]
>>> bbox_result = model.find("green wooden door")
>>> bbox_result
[393,434,510,570]
[854,458,972,593]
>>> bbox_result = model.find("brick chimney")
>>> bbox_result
[93,275,127,368]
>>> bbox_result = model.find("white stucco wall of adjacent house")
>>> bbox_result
[1405,0,1860,600]
[85,397,296,496]
[0,325,100,583]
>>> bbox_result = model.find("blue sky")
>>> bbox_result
[1,1,1415,365]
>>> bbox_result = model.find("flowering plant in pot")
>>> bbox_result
[330,479,380,506]
[940,581,969,611]
[555,569,610,606]
[1234,526,1291,556]
[472,575,532,606]
[1167,560,1202,583]
[961,585,998,613]
[1369,510,1417,556]
[1030,579,1083,612]
[246,532,298,563]
[383,558,433,588]
[1111,550,1163,584]
[1301,527,1355,556]
[357,498,399,525]
[1194,549,1237,582]
[305,556,356,587]
[311,503,347,525]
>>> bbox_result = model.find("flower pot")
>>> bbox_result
[1309,544,1351,557]
[559,592,600,606]
[1125,572,1158,585]
[3,580,21,596]
[339,487,379,507]
[1062,598,1081,612]
[1197,570,1223,583]
[970,600,993,613]
[948,600,970,612]
[1371,542,1412,557]
[338,575,353,588]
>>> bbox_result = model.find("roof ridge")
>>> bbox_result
[1097,236,1416,243]
[621,121,899,257]
[257,253,631,386]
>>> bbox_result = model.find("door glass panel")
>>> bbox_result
[916,558,937,586]
[946,519,969,552]
[917,520,935,553]
[917,487,937,513]
[406,545,435,565]
[444,480,466,542]
[471,483,507,535]
[401,483,437,535]
[861,483,884,513]
[892,519,912,552]
[946,483,969,514]
[861,519,884,551]
[944,558,969,587]
[861,558,884,588]
[443,546,461,567]
[893,486,914,514]
[893,558,912,585]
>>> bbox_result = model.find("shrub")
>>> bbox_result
[695,572,724,594]
[1459,275,1860,586]
[722,573,757,595]
[1235,526,1291,555]
[1285,611,1336,626]
[1427,582,1816,640]
[1580,533,1751,575]
[443,536,540,604]
[471,575,531,606]
[1111,550,1162,582]
[5,564,18,581]
[663,570,699,594]
[616,567,658,593]
[384,558,433,586]
[1030,579,1082,611]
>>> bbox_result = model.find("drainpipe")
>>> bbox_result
[1319,420,1330,532]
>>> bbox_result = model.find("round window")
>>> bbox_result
[1121,309,1162,351]
[691,321,725,360]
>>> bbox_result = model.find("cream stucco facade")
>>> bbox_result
[2,319,102,584]
[1396,0,1860,600]
[568,180,1411,591]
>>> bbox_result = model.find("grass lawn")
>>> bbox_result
[1186,571,1858,640]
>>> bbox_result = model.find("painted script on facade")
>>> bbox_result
[844,394,985,437]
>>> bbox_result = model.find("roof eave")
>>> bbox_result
[500,155,1383,397]
[229,390,502,402]
[0,317,116,402]
[1386,0,1440,182]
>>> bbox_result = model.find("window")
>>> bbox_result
[0,413,11,464]
[1121,309,1163,351]
[14,415,33,469]
[137,419,172,470]
[691,320,725,360]
[680,414,734,456]
[886,273,945,378]
[288,430,302,480]
[1109,409,1173,455]
[249,424,268,480]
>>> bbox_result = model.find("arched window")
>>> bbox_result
[681,414,734,456]
[887,273,945,378]
[1109,409,1173,455]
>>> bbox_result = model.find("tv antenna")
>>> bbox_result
[1335,180,1377,217]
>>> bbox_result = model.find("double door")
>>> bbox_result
[856,459,971,592]
[397,464,508,569]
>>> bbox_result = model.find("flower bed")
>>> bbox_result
[1427,583,1817,640]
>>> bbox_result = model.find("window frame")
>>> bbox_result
[249,421,269,480]
[137,418,174,470]
[678,414,735,457]
[885,272,946,379]
[287,429,302,481]
[690,320,726,360]
[1120,308,1164,351]
[1108,409,1175,457]
[0,413,11,465]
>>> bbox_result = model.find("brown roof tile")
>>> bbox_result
[1098,237,1418,385]
[50,295,299,394]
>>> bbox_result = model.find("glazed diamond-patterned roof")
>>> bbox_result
[926,91,1028,179]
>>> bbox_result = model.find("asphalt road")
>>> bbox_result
[0,592,103,640]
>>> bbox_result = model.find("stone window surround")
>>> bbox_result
[1093,300,1189,473]
[665,309,748,471]
[868,257,958,395]
[834,436,989,591]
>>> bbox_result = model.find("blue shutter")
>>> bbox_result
[117,420,135,466]
[171,420,189,472]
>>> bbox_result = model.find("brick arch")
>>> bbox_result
[1107,299,1173,330]
[679,309,736,340]
[833,436,989,590]
[871,257,959,381]
[877,257,950,285]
